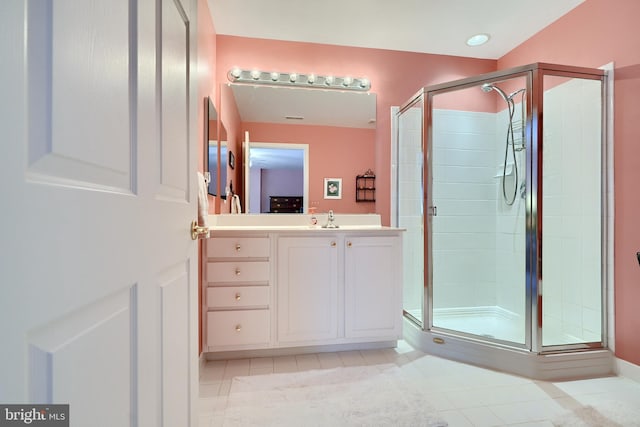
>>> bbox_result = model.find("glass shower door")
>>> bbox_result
[428,77,529,346]
[397,95,425,326]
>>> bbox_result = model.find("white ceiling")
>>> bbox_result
[208,0,584,60]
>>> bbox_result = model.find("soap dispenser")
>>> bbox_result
[309,207,318,227]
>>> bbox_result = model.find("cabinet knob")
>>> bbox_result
[235,324,242,332]
[235,244,241,252]
[347,241,352,248]
[235,268,241,276]
[331,241,336,247]
[235,292,241,301]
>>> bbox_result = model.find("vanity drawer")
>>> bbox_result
[207,310,270,347]
[207,237,269,258]
[207,261,269,283]
[207,286,269,309]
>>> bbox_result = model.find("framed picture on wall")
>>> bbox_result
[228,151,235,170]
[324,178,342,199]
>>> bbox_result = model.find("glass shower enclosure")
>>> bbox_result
[395,63,608,354]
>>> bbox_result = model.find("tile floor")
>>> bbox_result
[198,341,640,426]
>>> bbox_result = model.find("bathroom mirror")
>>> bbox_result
[205,97,228,199]
[226,83,377,213]
[229,83,377,128]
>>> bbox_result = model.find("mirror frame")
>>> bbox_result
[204,96,228,200]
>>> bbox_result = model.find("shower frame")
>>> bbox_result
[397,63,612,379]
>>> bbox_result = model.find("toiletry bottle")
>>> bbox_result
[309,207,318,227]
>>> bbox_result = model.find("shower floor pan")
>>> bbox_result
[403,308,614,381]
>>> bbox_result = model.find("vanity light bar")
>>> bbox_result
[227,68,371,91]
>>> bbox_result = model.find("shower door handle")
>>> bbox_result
[428,206,437,216]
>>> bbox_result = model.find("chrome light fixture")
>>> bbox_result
[228,67,371,91]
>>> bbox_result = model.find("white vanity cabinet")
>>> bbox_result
[276,233,402,347]
[276,236,340,344]
[204,227,403,354]
[204,236,271,351]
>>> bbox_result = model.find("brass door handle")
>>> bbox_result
[235,292,241,301]
[235,324,242,332]
[235,268,241,276]
[190,220,209,240]
[235,244,241,252]
[331,241,336,247]
[347,241,352,248]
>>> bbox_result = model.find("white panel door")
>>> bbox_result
[0,0,198,426]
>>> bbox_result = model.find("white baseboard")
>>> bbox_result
[615,357,640,383]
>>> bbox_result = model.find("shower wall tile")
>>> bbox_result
[433,281,497,308]
[433,250,497,282]
[436,183,495,200]
[435,165,495,184]
[435,216,496,234]
[433,147,495,167]
[435,233,497,250]
[432,109,497,312]
[436,200,496,216]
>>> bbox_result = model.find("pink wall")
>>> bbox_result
[215,35,496,224]
[244,122,377,213]
[196,0,217,355]
[499,0,640,365]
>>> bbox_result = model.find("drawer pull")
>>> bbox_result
[235,244,241,252]
[330,241,336,247]
[235,324,242,332]
[235,268,241,276]
[235,292,241,301]
[347,241,352,248]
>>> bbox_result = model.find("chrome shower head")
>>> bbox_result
[481,83,510,103]
[481,83,494,93]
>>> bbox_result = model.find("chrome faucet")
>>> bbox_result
[323,210,339,228]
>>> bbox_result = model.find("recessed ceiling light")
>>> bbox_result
[466,33,490,47]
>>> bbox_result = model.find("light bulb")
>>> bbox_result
[270,72,279,81]
[230,67,241,79]
[307,74,316,84]
[325,75,334,85]
[289,73,298,82]
[360,78,370,89]
[343,76,353,86]
[250,69,261,80]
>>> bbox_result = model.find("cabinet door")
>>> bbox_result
[345,236,402,339]
[277,236,339,343]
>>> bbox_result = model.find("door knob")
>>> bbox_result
[190,220,209,240]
